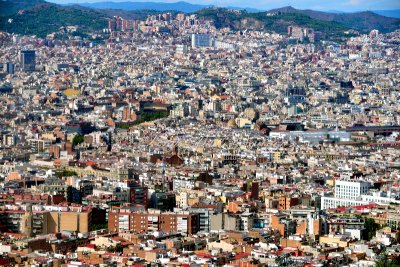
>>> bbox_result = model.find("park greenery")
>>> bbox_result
[116,111,170,129]
[72,134,85,147]
[196,8,347,37]
[55,170,78,178]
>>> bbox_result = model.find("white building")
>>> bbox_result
[191,34,213,48]
[176,44,188,54]
[321,179,400,210]
[334,180,369,200]
[321,197,368,210]
[173,177,195,191]
[214,40,236,50]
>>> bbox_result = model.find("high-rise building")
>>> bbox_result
[122,20,138,31]
[116,17,123,31]
[288,26,318,43]
[20,50,36,72]
[108,17,124,32]
[108,19,116,32]
[191,34,213,48]
[3,62,14,74]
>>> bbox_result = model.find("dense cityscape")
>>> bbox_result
[0,0,400,266]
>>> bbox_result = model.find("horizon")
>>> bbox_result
[47,0,400,12]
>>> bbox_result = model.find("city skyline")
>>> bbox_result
[1,0,400,265]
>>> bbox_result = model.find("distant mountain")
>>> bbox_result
[66,1,261,13]
[373,9,400,19]
[326,9,400,19]
[326,10,347,14]
[268,6,400,33]
[72,1,209,13]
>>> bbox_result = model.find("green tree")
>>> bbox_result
[56,170,78,178]
[72,134,85,147]
[115,243,124,253]
[376,254,400,267]
[116,111,169,129]
[107,243,123,253]
[90,223,108,231]
[364,217,380,240]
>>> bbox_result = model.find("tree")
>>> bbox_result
[90,223,108,231]
[376,254,400,267]
[364,217,380,240]
[116,111,169,129]
[115,243,124,253]
[56,170,77,178]
[107,243,123,253]
[72,134,85,147]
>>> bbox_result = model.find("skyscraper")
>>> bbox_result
[20,50,35,72]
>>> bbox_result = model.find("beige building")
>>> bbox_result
[64,165,135,181]
[207,239,235,252]
[47,210,90,233]
[319,235,350,248]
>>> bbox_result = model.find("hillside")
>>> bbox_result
[269,6,400,33]
[0,2,108,37]
[0,1,398,38]
[196,8,348,37]
[0,0,166,37]
[0,0,46,16]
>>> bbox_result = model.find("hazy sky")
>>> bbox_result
[48,0,400,11]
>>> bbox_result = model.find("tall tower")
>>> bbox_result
[20,50,36,72]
